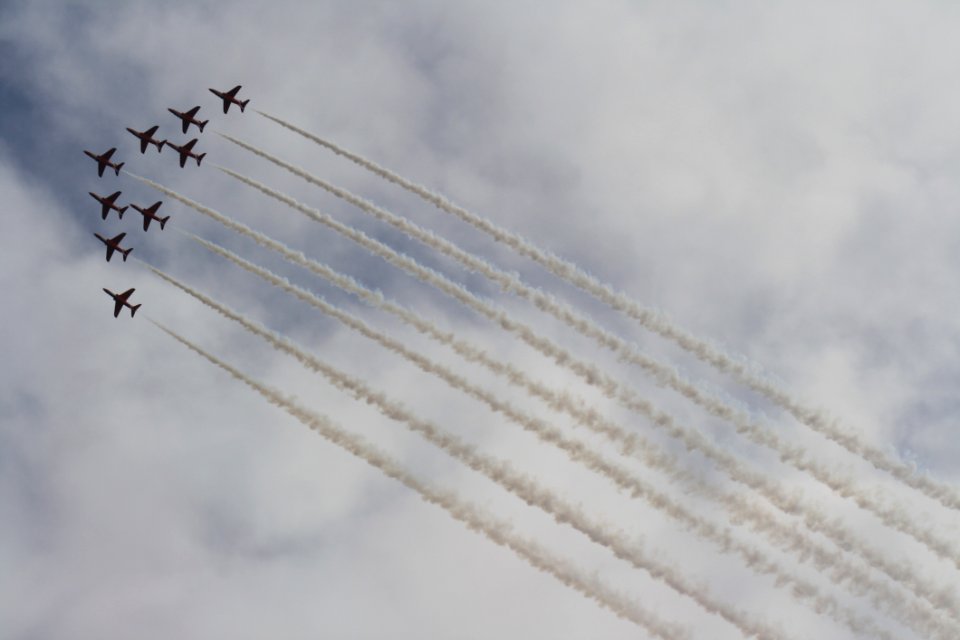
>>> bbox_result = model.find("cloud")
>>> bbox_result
[3,1,960,638]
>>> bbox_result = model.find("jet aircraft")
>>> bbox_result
[209,85,249,113]
[94,232,133,262]
[103,287,140,318]
[130,201,170,231]
[84,147,124,177]
[89,190,128,220]
[168,105,208,134]
[126,125,165,153]
[166,138,206,168]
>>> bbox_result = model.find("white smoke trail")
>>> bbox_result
[127,172,955,626]
[150,273,788,640]
[209,163,960,572]
[255,110,960,516]
[173,240,959,639]
[147,259,905,639]
[153,321,688,639]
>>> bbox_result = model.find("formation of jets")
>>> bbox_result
[86,84,249,318]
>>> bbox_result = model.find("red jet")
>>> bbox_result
[168,105,208,134]
[130,201,170,231]
[89,190,127,220]
[103,287,140,318]
[83,147,124,177]
[126,125,165,153]
[94,232,133,262]
[166,138,206,168]
[209,85,249,113]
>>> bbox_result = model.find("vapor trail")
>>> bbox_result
[127,172,954,625]
[209,163,960,572]
[255,109,960,515]
[182,238,960,640]
[153,322,688,638]
[148,257,902,639]
[151,274,788,640]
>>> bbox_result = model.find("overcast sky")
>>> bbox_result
[2,1,959,638]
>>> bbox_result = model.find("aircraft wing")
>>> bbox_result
[105,245,116,262]
[119,287,135,299]
[226,85,241,97]
[113,299,123,317]
[186,106,201,118]
[183,138,198,152]
[103,147,116,160]
[145,125,159,136]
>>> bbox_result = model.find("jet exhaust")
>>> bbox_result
[163,241,958,638]
[254,109,960,517]
[149,260,917,639]
[130,171,958,629]
[153,321,687,639]
[213,163,960,573]
[150,282,787,640]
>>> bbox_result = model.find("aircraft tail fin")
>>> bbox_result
[239,99,250,113]
[157,140,166,152]
[197,153,206,166]
[130,304,141,318]
[121,247,133,262]
[159,216,170,230]
[114,162,124,176]
[198,120,208,133]
[118,205,128,219]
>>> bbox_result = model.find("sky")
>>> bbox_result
[2,1,960,638]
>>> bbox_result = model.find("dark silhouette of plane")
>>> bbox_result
[103,287,140,318]
[126,125,165,153]
[130,201,170,231]
[94,232,133,262]
[166,138,206,168]
[168,105,208,134]
[209,85,249,113]
[84,147,124,177]
[89,190,128,220]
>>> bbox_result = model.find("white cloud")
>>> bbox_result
[2,1,959,638]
